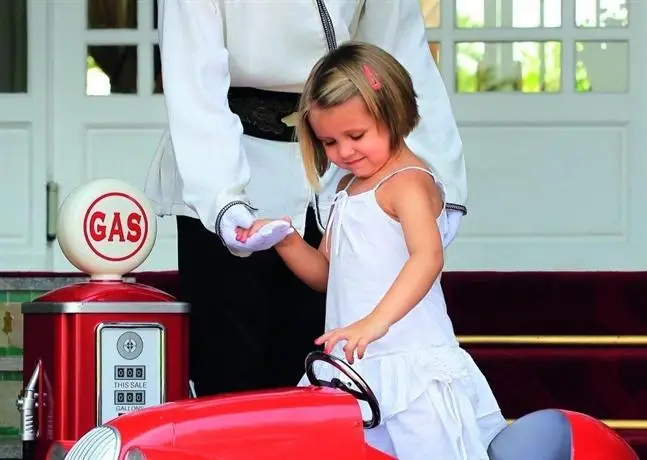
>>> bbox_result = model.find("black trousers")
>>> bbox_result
[177,208,326,396]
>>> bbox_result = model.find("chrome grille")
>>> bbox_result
[65,426,119,460]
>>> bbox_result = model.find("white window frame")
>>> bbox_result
[426,0,633,125]
[0,0,49,270]
[79,0,162,118]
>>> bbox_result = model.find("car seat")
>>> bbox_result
[487,409,638,460]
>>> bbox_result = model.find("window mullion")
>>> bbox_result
[499,0,515,84]
[437,0,455,91]
[483,0,499,68]
[562,0,576,93]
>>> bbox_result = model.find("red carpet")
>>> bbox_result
[440,271,647,457]
[441,272,647,335]
[8,270,647,455]
[467,347,647,420]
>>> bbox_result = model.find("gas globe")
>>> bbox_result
[57,178,157,279]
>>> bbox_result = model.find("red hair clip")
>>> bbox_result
[362,64,382,90]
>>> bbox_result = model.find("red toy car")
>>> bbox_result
[63,352,638,460]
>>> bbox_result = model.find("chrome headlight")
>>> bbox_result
[65,426,120,460]
[125,448,146,460]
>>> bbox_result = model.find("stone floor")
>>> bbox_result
[0,439,20,459]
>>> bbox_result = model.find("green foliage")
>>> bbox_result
[454,15,593,93]
[87,56,99,70]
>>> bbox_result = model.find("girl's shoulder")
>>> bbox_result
[376,164,444,217]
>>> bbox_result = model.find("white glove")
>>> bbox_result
[218,204,294,256]
[443,209,462,248]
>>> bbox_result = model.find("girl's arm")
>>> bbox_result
[239,175,352,292]
[274,232,329,292]
[368,172,444,329]
[266,174,352,292]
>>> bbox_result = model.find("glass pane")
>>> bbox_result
[0,0,28,93]
[456,0,561,28]
[428,42,440,67]
[576,41,628,92]
[88,0,137,29]
[419,0,440,28]
[576,0,628,27]
[455,42,562,93]
[86,46,138,95]
[154,45,163,94]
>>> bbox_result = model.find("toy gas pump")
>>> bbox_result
[16,179,189,460]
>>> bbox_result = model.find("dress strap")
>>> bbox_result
[343,176,357,191]
[373,166,439,192]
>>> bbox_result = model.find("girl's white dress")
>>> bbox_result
[298,166,507,460]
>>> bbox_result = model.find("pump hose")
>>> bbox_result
[22,440,35,460]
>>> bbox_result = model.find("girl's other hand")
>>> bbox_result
[314,314,389,364]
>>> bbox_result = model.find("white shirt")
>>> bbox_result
[145,0,467,235]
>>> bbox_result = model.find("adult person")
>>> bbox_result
[144,0,468,398]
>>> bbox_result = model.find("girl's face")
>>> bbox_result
[308,96,392,178]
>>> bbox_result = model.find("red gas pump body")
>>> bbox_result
[16,178,190,460]
[21,281,188,459]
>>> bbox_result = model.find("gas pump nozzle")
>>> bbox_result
[17,361,41,453]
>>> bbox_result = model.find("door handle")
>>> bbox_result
[46,181,59,242]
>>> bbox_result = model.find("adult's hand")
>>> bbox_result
[220,205,293,253]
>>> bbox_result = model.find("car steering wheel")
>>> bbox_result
[305,351,381,429]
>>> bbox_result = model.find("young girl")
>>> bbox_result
[236,42,506,460]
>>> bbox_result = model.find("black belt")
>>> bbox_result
[227,87,300,142]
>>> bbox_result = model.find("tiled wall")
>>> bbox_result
[0,279,83,459]
[0,290,37,441]
[0,291,36,459]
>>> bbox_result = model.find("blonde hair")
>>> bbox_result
[296,41,420,188]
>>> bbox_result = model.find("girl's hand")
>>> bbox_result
[235,217,292,243]
[315,315,390,364]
